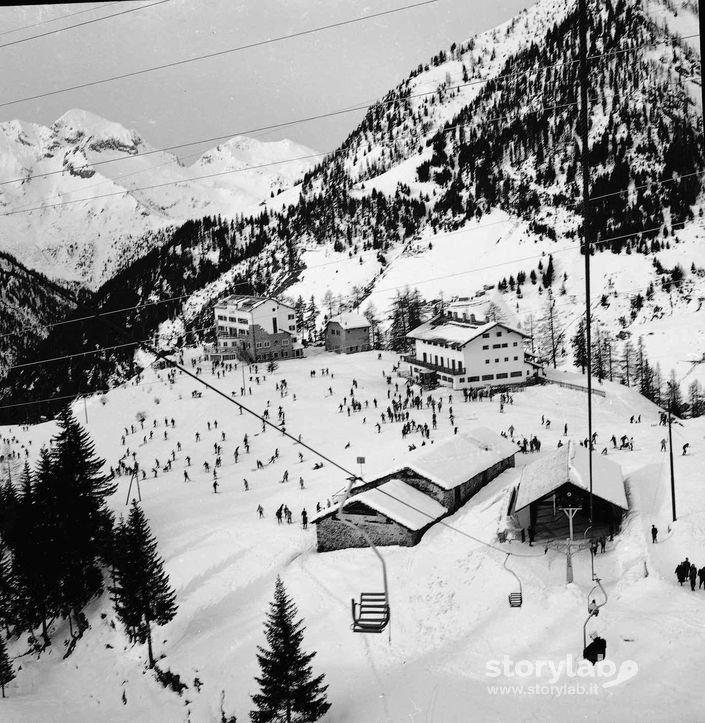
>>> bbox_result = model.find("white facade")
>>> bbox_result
[210,295,302,361]
[406,316,538,389]
[214,296,298,349]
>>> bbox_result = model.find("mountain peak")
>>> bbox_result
[51,109,143,150]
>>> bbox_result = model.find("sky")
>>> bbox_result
[1,0,538,162]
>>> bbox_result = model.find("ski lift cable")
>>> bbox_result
[0,0,171,50]
[0,0,439,109]
[0,35,676,191]
[0,21,691,186]
[0,2,122,38]
[6,262,555,563]
[2,199,692,350]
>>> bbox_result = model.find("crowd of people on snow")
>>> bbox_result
[675,557,705,590]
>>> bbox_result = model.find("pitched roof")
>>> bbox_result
[327,312,370,330]
[375,428,516,490]
[513,442,627,512]
[406,318,529,347]
[348,478,447,530]
[313,478,447,530]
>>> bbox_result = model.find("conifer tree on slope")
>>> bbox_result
[250,577,330,723]
[12,450,57,645]
[0,635,14,697]
[111,502,177,668]
[35,407,116,634]
[0,545,16,637]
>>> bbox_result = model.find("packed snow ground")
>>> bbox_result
[2,348,705,722]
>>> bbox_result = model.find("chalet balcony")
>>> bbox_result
[405,357,466,376]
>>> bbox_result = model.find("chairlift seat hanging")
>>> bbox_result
[337,476,391,635]
[508,591,523,607]
[504,555,523,608]
[352,592,390,633]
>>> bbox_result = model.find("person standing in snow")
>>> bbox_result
[682,443,690,455]
[698,566,705,589]
[212,479,219,494]
[651,525,658,543]
[301,509,308,529]
[257,504,264,518]
[243,479,249,491]
[689,564,698,590]
[660,439,667,452]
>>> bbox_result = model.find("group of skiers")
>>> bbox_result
[675,558,705,590]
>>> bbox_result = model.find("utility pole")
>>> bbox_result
[668,391,677,522]
[579,0,594,526]
[700,0,705,117]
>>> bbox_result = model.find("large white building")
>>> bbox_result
[405,312,542,389]
[208,295,303,363]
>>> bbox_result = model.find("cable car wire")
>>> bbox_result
[0,0,170,50]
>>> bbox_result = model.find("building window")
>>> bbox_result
[513,342,518,347]
[514,356,518,361]
[217,314,226,321]
[502,343,508,348]
[288,314,295,320]
[238,317,248,324]
[495,358,499,363]
[482,345,489,350]
[504,357,509,362]
[459,377,465,382]
[496,372,508,379]
[282,338,289,346]
[256,342,262,349]
[485,359,490,364]
[263,341,271,348]
[482,374,494,381]
[239,329,247,336]
[493,344,501,349]
[289,325,295,331]
[423,352,427,362]
[496,331,502,337]
[468,376,479,382]
[510,371,523,377]
[482,333,490,338]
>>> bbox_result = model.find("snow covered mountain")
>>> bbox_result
[0,109,316,287]
[4,0,705,417]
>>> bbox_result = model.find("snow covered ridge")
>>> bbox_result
[0,109,317,288]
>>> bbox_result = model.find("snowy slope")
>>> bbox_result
[1,348,704,722]
[0,110,316,287]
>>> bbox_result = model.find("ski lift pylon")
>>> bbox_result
[337,476,391,634]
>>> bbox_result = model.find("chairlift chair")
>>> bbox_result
[337,477,391,635]
[583,577,607,662]
[504,554,523,608]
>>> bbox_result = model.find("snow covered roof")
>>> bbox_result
[346,478,447,530]
[401,428,517,490]
[513,442,627,512]
[216,295,293,311]
[406,318,528,347]
[327,312,370,330]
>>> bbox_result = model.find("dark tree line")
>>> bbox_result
[0,408,176,693]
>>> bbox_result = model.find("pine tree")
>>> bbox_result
[687,379,704,417]
[294,296,306,331]
[250,577,330,723]
[620,340,634,386]
[305,296,319,342]
[34,407,116,634]
[571,318,588,374]
[111,502,177,668]
[0,636,14,697]
[0,546,15,637]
